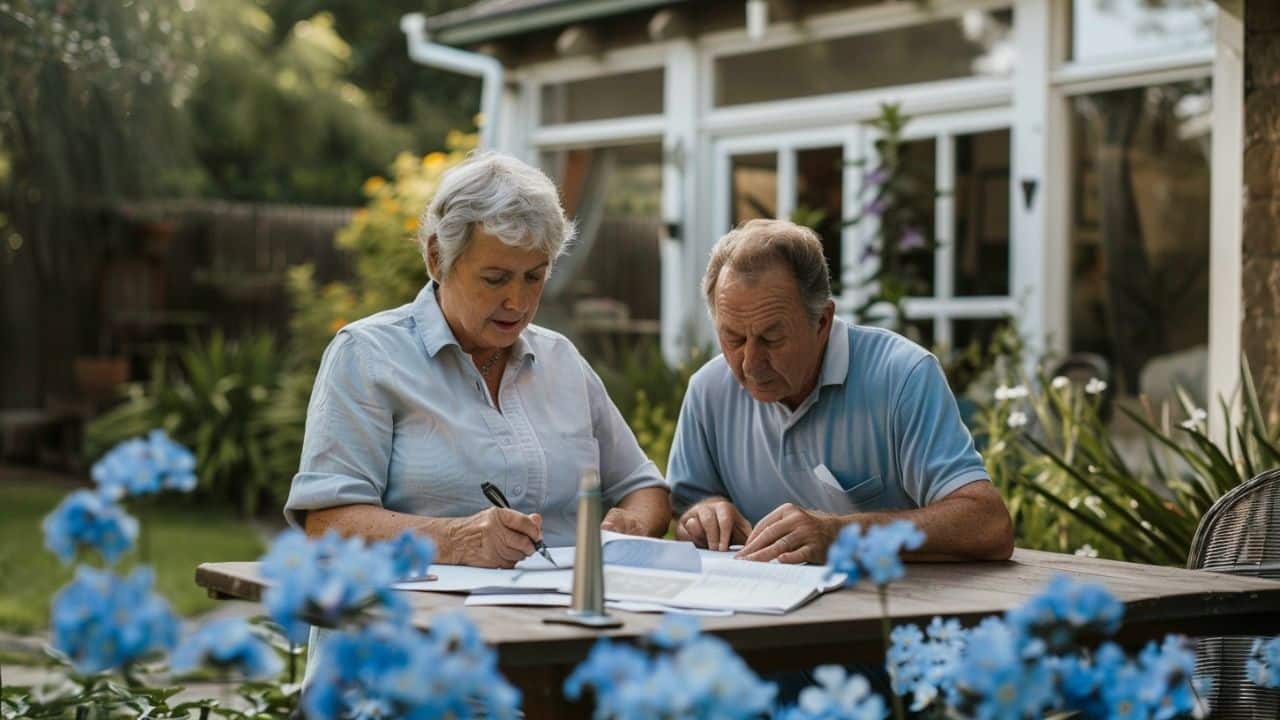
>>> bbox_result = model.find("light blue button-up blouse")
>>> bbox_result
[283,282,664,545]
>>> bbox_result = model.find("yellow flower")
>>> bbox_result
[329,317,347,333]
[423,152,447,170]
[362,176,387,195]
[403,216,419,232]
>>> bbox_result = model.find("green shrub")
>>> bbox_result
[978,360,1279,565]
[86,332,284,517]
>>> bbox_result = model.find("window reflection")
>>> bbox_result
[1069,81,1211,402]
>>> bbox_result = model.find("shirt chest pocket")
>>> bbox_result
[780,450,885,513]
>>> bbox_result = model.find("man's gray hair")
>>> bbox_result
[419,152,575,281]
[703,218,833,323]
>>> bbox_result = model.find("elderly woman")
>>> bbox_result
[283,152,670,568]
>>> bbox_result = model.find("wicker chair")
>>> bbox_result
[1186,468,1280,719]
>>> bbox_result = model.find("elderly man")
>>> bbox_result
[668,218,1013,563]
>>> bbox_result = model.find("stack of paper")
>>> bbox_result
[393,532,846,615]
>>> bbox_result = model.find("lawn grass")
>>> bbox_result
[0,470,265,634]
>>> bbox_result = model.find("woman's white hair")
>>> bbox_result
[419,152,575,282]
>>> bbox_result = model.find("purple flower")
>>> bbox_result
[898,227,927,252]
[865,167,888,187]
[864,197,888,217]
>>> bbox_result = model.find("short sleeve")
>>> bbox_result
[665,377,729,513]
[580,357,667,507]
[283,333,394,528]
[891,356,990,506]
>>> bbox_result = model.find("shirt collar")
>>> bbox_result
[412,281,536,363]
[818,316,850,388]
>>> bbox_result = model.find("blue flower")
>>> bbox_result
[649,613,701,649]
[567,632,774,719]
[1007,574,1123,653]
[91,438,160,498]
[50,566,179,674]
[90,430,198,499]
[260,530,408,644]
[949,618,1056,720]
[380,530,436,580]
[564,639,652,705]
[1137,635,1208,720]
[305,616,519,720]
[1249,636,1280,689]
[146,429,197,492]
[780,665,888,720]
[826,521,925,588]
[170,617,282,680]
[42,489,138,565]
[857,521,925,586]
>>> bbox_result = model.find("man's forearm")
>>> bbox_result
[832,482,1014,561]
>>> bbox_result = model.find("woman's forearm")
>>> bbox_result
[615,486,673,537]
[304,504,465,564]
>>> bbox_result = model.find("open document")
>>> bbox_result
[394,532,846,615]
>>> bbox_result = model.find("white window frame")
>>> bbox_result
[861,108,1016,349]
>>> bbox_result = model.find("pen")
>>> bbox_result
[480,481,558,567]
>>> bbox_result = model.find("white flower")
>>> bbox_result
[1085,377,1107,395]
[1140,520,1153,531]
[1007,411,1028,429]
[1084,495,1106,518]
[1181,407,1208,430]
[1051,376,1070,390]
[1068,496,1081,509]
[1006,385,1029,400]
[1074,544,1098,558]
[994,385,1010,401]
[1129,499,1139,509]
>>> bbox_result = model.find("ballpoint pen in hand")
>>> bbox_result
[480,481,558,567]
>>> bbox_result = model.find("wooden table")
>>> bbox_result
[196,549,1280,718]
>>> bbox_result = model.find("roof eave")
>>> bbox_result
[428,0,682,46]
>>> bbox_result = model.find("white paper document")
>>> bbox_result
[396,534,846,615]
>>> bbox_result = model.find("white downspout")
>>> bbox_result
[400,13,504,150]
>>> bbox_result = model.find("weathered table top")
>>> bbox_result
[197,547,1280,669]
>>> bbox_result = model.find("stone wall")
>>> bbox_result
[1243,0,1280,422]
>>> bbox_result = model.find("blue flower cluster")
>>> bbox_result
[259,528,436,643]
[50,566,179,674]
[91,429,198,499]
[1248,636,1280,689]
[1007,574,1124,653]
[887,576,1210,720]
[777,665,888,720]
[825,520,925,587]
[565,614,777,720]
[303,613,520,720]
[42,489,139,565]
[886,618,963,712]
[170,617,283,680]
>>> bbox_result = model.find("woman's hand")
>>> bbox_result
[445,508,544,568]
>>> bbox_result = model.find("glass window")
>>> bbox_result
[730,153,778,226]
[1070,0,1214,64]
[898,139,937,297]
[795,147,845,293]
[1068,81,1212,403]
[540,69,664,125]
[539,143,664,363]
[714,10,1013,108]
[954,129,1010,297]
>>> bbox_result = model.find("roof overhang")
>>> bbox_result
[427,0,685,46]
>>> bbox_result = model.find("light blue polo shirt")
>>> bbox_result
[666,318,989,524]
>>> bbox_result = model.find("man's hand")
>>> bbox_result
[675,497,752,551]
[737,503,839,564]
[601,507,649,536]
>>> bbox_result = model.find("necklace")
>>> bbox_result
[475,349,505,378]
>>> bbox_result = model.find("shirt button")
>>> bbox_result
[511,485,524,496]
